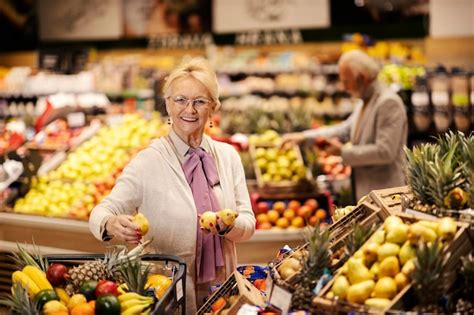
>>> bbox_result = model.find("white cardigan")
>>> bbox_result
[89,133,256,313]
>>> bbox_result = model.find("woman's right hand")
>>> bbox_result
[105,215,142,244]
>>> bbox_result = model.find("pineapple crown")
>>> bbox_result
[412,240,452,307]
[344,222,376,258]
[0,283,40,315]
[10,242,49,272]
[404,134,469,210]
[300,225,331,281]
[119,257,151,296]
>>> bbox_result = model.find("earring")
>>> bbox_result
[209,120,213,128]
[167,117,171,125]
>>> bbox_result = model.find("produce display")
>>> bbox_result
[27,119,86,150]
[2,240,177,315]
[321,215,459,310]
[219,96,353,135]
[255,198,328,230]
[1,214,182,315]
[12,114,168,220]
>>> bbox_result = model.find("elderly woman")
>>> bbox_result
[89,58,256,313]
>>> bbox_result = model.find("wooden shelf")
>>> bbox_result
[0,212,306,265]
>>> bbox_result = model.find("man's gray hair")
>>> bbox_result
[338,50,380,81]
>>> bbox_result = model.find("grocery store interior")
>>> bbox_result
[0,0,473,314]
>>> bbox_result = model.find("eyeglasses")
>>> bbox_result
[167,95,213,110]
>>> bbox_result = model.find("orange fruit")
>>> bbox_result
[316,209,327,221]
[256,213,269,224]
[291,217,305,228]
[287,200,301,211]
[272,201,286,213]
[71,302,94,315]
[49,312,69,315]
[296,205,313,218]
[275,217,290,229]
[266,210,280,224]
[257,222,272,230]
[88,300,95,310]
[282,209,296,221]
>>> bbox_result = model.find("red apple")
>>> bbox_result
[256,201,270,214]
[46,263,68,286]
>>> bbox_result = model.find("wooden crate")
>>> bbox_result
[313,212,472,313]
[270,201,387,290]
[249,142,314,195]
[0,253,15,294]
[369,185,413,215]
[197,271,266,315]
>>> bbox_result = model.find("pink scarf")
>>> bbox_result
[182,147,224,284]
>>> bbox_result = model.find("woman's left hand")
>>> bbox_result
[200,209,238,236]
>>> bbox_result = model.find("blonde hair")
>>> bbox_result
[163,57,221,111]
[338,50,380,81]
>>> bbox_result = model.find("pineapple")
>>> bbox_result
[344,222,376,258]
[10,242,49,272]
[405,141,467,212]
[290,225,331,312]
[456,254,474,313]
[0,283,40,315]
[411,241,451,313]
[120,258,151,295]
[66,240,151,294]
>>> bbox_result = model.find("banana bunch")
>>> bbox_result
[12,265,53,296]
[118,292,154,315]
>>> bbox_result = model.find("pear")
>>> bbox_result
[394,273,409,291]
[353,250,364,259]
[369,262,380,281]
[384,216,403,233]
[437,217,457,241]
[408,223,437,244]
[331,275,350,299]
[347,258,374,284]
[369,230,386,245]
[346,280,375,304]
[363,243,380,265]
[379,256,400,278]
[377,243,400,262]
[401,259,415,276]
[133,213,150,235]
[386,223,409,244]
[417,220,439,232]
[399,241,416,265]
[325,291,335,299]
[364,298,392,309]
[373,277,398,299]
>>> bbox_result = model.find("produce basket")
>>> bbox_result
[369,185,413,215]
[46,254,186,315]
[270,201,386,290]
[249,142,315,195]
[197,271,265,315]
[314,213,472,313]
